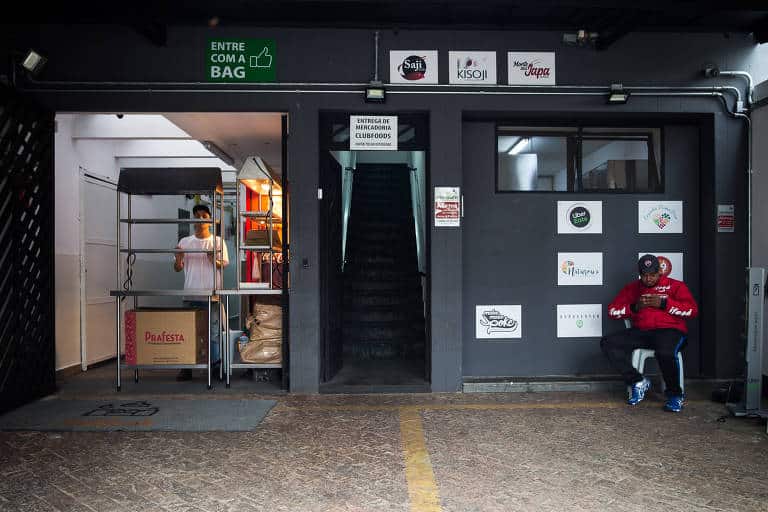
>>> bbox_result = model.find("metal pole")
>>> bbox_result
[207,296,212,390]
[115,189,121,392]
[225,295,231,388]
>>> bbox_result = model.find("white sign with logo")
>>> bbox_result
[717,204,735,233]
[637,252,684,281]
[390,51,439,84]
[557,201,603,234]
[557,252,603,286]
[507,52,556,85]
[349,115,398,151]
[434,187,460,227]
[557,304,602,338]
[448,51,497,85]
[476,305,522,339]
[638,201,683,234]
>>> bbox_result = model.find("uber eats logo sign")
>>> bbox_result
[207,39,276,82]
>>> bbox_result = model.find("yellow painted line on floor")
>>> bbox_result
[399,406,442,512]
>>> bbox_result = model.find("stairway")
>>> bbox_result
[342,164,426,360]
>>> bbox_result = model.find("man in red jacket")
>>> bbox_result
[601,254,698,412]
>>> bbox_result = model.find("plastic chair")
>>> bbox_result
[624,319,685,394]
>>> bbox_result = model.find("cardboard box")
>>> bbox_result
[124,309,209,365]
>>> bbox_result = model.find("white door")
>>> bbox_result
[80,171,118,369]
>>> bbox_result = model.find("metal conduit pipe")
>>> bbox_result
[718,70,754,105]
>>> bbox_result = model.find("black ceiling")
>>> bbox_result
[8,1,768,47]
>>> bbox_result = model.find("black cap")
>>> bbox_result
[638,254,660,274]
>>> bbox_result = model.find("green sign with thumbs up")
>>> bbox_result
[207,39,276,82]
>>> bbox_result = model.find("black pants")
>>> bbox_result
[600,328,687,396]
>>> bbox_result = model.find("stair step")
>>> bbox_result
[344,309,425,323]
[344,342,425,360]
[343,294,423,306]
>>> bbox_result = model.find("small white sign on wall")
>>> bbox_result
[557,252,603,286]
[349,115,398,151]
[507,52,556,85]
[390,51,439,84]
[637,252,684,281]
[638,201,683,233]
[557,201,603,234]
[476,305,522,339]
[557,304,602,338]
[448,51,497,85]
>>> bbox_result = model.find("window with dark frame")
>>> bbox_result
[496,126,663,193]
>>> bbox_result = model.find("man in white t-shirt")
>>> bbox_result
[173,204,229,380]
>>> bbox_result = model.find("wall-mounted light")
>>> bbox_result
[507,137,530,155]
[607,83,630,105]
[21,49,47,76]
[365,81,386,103]
[202,140,235,166]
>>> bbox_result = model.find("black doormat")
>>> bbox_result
[0,399,276,432]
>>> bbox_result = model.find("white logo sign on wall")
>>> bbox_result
[558,252,603,286]
[448,51,497,85]
[349,115,398,151]
[557,201,603,234]
[638,201,683,234]
[476,305,522,339]
[557,304,602,338]
[507,52,556,85]
[637,252,684,281]
[389,51,439,84]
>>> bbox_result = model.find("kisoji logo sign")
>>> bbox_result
[558,253,603,286]
[507,52,556,85]
[638,201,683,233]
[449,51,497,85]
[390,51,438,84]
[557,201,602,234]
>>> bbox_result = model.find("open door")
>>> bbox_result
[319,151,344,381]
[0,87,56,413]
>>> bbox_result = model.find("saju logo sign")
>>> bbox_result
[390,51,438,84]
[398,55,427,80]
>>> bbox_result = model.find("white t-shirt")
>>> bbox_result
[177,235,229,290]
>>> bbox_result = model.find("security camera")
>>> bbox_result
[116,114,124,119]
[703,66,720,78]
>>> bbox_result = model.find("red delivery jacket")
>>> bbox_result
[607,276,698,333]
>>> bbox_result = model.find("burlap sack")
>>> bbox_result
[250,305,282,330]
[238,325,282,364]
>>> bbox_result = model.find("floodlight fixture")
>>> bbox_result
[21,49,47,76]
[607,83,630,105]
[507,137,530,155]
[364,81,386,103]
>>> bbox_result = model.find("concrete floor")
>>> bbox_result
[1,368,767,511]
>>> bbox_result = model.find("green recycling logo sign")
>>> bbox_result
[207,39,276,82]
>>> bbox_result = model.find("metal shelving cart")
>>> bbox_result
[224,156,287,388]
[110,167,225,391]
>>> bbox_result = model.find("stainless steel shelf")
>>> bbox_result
[241,211,283,222]
[230,363,281,369]
[240,245,282,251]
[121,218,220,225]
[121,248,213,254]
[220,289,283,295]
[110,289,214,297]
[123,363,220,370]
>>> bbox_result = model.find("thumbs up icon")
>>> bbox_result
[251,47,273,68]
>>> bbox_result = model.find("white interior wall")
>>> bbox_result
[54,113,232,370]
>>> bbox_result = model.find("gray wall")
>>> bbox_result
[2,24,756,390]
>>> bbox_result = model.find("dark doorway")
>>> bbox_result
[319,113,430,392]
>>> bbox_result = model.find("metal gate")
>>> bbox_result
[0,87,55,413]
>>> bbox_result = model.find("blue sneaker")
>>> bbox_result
[664,395,684,413]
[627,378,651,405]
